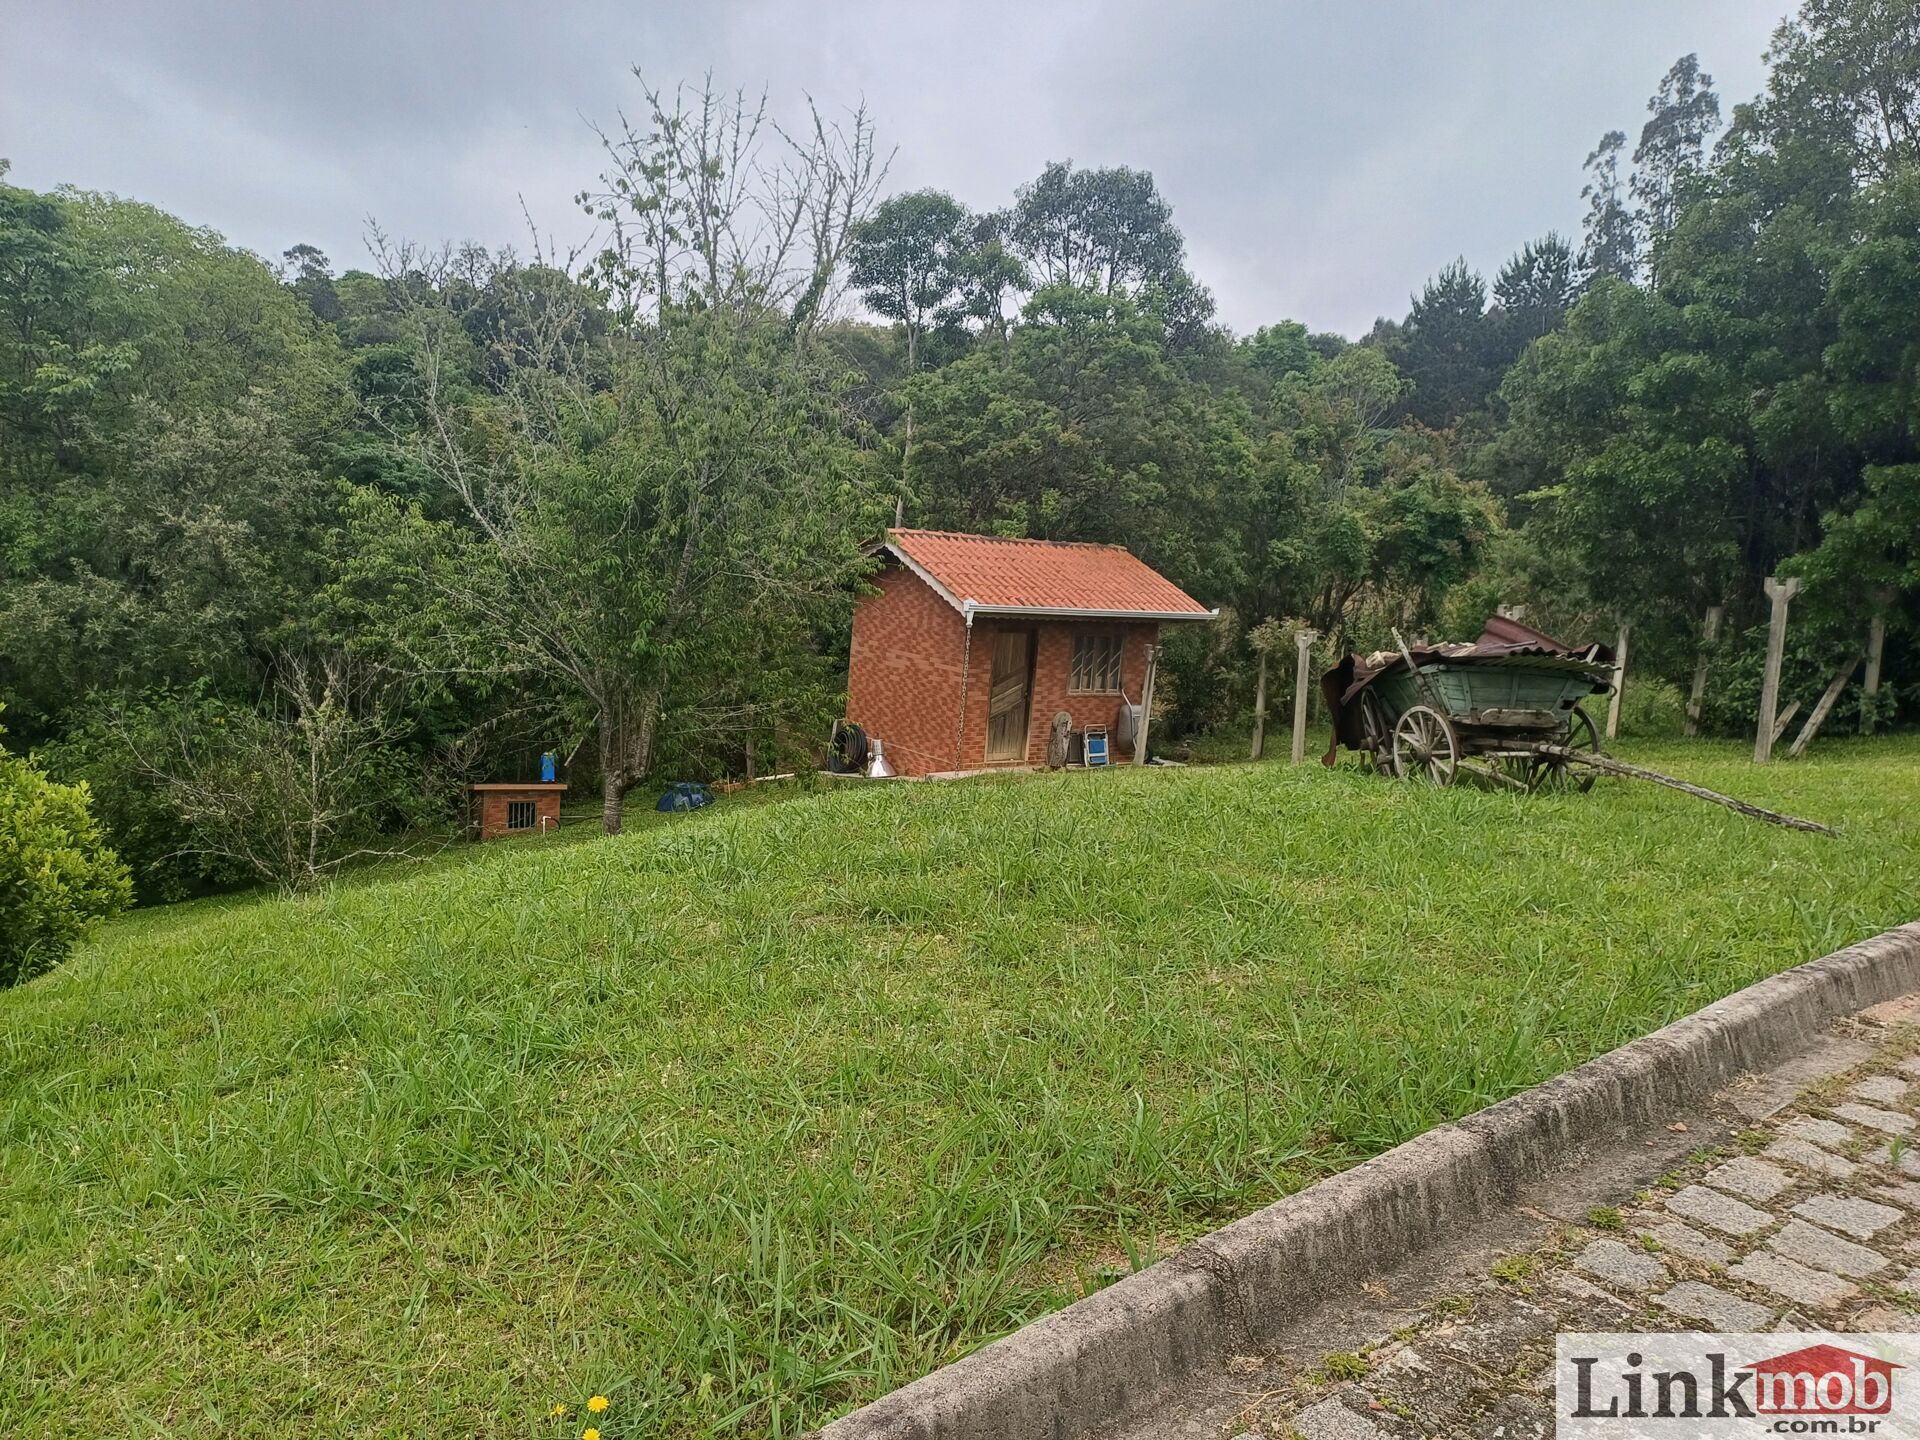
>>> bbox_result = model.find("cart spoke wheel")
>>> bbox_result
[1391,704,1459,786]
[1357,690,1391,773]
[1529,705,1602,794]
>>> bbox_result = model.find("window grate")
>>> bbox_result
[1069,633,1125,694]
[506,800,537,831]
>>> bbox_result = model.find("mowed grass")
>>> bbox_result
[3,739,1917,1437]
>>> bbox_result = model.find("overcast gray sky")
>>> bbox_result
[2,1,1789,337]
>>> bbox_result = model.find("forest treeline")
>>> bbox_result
[2,0,1915,906]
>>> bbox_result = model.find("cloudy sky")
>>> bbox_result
[4,1,1789,337]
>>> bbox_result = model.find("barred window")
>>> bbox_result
[506,800,536,830]
[1069,633,1124,693]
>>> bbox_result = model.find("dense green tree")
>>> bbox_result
[1007,161,1216,337]
[848,190,975,371]
[902,285,1251,594]
[1500,5,1920,691]
[1395,259,1498,428]
[1494,233,1576,343]
[0,182,349,744]
[1632,55,1722,282]
[282,243,343,323]
[1758,0,1920,183]
[1579,131,1641,284]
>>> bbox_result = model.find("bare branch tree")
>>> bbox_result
[115,653,433,893]
[352,74,888,836]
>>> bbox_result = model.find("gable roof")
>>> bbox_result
[881,529,1216,621]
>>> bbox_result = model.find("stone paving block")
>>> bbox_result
[1544,1271,1641,1329]
[1855,1075,1912,1105]
[1290,1392,1394,1440]
[1655,1280,1772,1331]
[1376,1346,1430,1376]
[1572,1239,1666,1292]
[1833,1102,1916,1134]
[1666,1184,1775,1237]
[1548,1271,1611,1303]
[1782,1116,1855,1149]
[1644,1221,1732,1264]
[1899,1056,1920,1079]
[1426,1299,1557,1370]
[1769,1218,1891,1279]
[1851,1303,1915,1331]
[1728,1251,1859,1308]
[1766,1137,1861,1179]
[1791,1193,1904,1239]
[1703,1157,1792,1203]
[1465,1395,1550,1439]
[1874,1181,1920,1210]
[1868,1143,1920,1177]
[1367,1338,1500,1432]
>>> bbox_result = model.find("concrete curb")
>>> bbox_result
[816,922,1920,1440]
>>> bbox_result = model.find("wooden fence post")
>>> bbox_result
[1291,629,1318,765]
[1684,604,1723,737]
[1605,622,1631,741]
[1863,607,1888,736]
[1250,649,1269,760]
[1754,576,1800,763]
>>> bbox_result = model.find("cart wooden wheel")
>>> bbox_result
[1356,690,1391,771]
[1528,705,1601,794]
[1392,704,1459,785]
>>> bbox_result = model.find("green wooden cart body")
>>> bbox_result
[1373,659,1606,735]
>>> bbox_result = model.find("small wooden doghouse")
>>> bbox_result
[846,529,1217,776]
[469,782,566,840]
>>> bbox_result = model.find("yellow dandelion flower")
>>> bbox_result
[550,1402,568,1416]
[583,1429,600,1440]
[588,1395,609,1413]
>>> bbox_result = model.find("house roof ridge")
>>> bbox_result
[886,527,1129,553]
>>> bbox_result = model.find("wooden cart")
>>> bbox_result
[1321,620,1835,834]
[1355,649,1613,790]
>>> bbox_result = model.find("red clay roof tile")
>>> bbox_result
[885,529,1213,618]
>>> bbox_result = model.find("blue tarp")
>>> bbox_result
[656,782,715,813]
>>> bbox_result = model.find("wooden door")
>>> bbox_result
[985,629,1033,762]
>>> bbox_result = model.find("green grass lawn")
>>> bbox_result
[4,739,1918,1437]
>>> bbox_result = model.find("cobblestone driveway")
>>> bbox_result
[1222,1023,1920,1439]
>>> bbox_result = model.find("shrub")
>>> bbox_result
[1701,620,1909,739]
[0,711,132,986]
[1614,676,1685,738]
[36,706,251,905]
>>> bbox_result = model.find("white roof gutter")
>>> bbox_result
[960,600,1219,622]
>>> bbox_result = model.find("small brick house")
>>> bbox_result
[846,529,1216,776]
[469,782,566,840]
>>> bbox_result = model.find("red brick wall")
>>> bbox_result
[474,789,564,840]
[847,564,970,775]
[848,563,1166,774]
[1018,620,1158,765]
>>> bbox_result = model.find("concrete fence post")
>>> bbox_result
[1291,629,1318,766]
[1684,604,1723,738]
[1755,576,1800,763]
[1605,622,1631,741]
[1250,650,1269,760]
[1135,645,1158,766]
[1863,602,1889,736]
